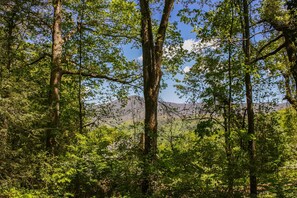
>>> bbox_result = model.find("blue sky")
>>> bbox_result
[122,2,198,103]
[120,1,286,104]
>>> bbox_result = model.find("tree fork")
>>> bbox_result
[139,0,174,195]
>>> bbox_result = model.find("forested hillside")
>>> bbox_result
[1,0,297,197]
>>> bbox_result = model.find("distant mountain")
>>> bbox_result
[88,96,289,126]
[89,96,202,126]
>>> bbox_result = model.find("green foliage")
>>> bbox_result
[1,0,297,197]
[195,119,217,138]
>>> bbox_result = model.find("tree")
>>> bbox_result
[139,0,175,195]
[246,0,297,110]
[241,0,257,196]
[46,0,140,152]
[47,0,63,151]
[177,0,248,196]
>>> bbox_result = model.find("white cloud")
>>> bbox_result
[139,39,219,62]
[182,39,197,52]
[182,39,219,53]
[137,55,143,62]
[183,66,191,73]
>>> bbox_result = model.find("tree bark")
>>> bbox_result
[47,0,63,152]
[6,15,14,71]
[78,2,84,134]
[284,35,297,109]
[242,0,257,196]
[226,1,235,195]
[261,2,297,111]
[139,0,174,195]
[1,2,18,76]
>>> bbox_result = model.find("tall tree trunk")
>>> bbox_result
[242,0,257,196]
[47,0,63,152]
[139,0,174,195]
[0,2,20,152]
[6,15,15,72]
[226,1,235,195]
[283,37,297,110]
[1,3,17,82]
[78,1,84,134]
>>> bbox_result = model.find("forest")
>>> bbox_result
[0,0,297,197]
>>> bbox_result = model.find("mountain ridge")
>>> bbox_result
[89,95,289,126]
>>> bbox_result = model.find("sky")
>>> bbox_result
[122,2,198,103]
[119,1,286,105]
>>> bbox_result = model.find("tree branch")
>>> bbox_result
[256,34,284,56]
[248,42,286,64]
[82,24,140,41]
[283,72,297,109]
[26,53,51,66]
[100,33,140,41]
[62,23,81,44]
[62,69,139,84]
[155,0,175,55]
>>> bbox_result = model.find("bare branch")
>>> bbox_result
[249,29,274,39]
[249,19,265,28]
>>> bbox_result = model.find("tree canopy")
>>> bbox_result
[1,0,297,197]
